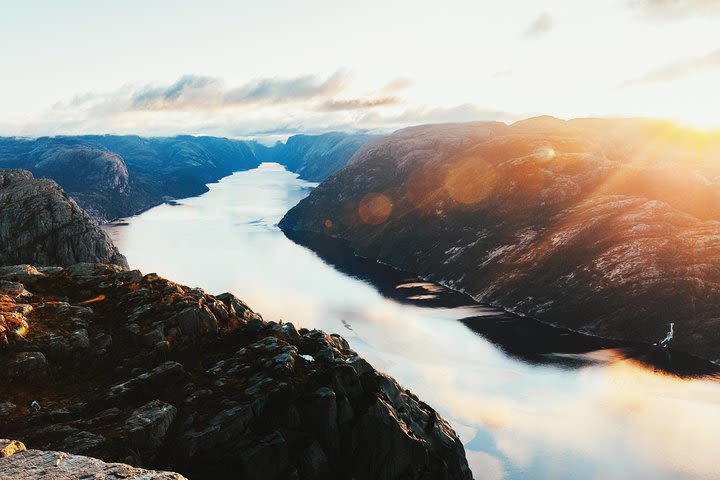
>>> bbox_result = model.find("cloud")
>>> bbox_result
[318,96,401,111]
[629,0,720,18]
[1,72,519,138]
[524,13,555,37]
[130,71,352,110]
[465,451,506,480]
[618,48,720,87]
[382,78,414,93]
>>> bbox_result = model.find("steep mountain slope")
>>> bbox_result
[0,136,260,221]
[0,264,472,480]
[0,169,127,268]
[280,118,720,363]
[251,133,380,182]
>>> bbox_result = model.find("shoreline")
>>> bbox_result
[280,226,720,376]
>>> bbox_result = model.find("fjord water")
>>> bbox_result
[104,163,720,480]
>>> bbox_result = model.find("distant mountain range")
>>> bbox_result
[0,133,377,222]
[250,133,381,182]
[281,117,720,363]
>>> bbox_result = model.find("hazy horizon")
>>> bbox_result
[2,0,720,138]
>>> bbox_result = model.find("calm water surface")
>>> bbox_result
[105,163,720,480]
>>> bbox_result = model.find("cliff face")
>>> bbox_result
[27,145,132,220]
[0,264,472,480]
[0,169,128,268]
[252,133,380,182]
[280,118,720,363]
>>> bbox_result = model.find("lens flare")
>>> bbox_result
[444,156,497,204]
[14,324,28,337]
[406,162,444,212]
[358,193,393,225]
[535,146,556,162]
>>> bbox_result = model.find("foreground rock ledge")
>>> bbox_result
[0,439,186,479]
[0,263,473,480]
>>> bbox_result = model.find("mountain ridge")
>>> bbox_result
[279,118,720,363]
[0,133,379,222]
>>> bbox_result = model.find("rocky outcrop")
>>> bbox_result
[0,439,187,479]
[0,170,128,268]
[0,264,472,479]
[280,117,720,363]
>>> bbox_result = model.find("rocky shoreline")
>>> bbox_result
[0,263,473,479]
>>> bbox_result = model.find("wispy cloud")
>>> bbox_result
[629,0,720,19]
[618,48,720,87]
[381,78,414,93]
[130,71,351,110]
[524,13,555,37]
[318,96,401,111]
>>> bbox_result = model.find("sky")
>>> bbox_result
[1,0,719,138]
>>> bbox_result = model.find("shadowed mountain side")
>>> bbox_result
[280,117,720,364]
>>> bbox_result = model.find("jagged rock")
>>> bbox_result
[171,306,218,337]
[0,265,473,479]
[0,265,45,284]
[0,402,16,417]
[0,169,128,268]
[5,352,47,380]
[124,400,177,449]
[109,362,188,401]
[59,431,106,454]
[0,281,30,298]
[0,444,187,479]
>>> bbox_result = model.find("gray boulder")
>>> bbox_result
[0,440,187,479]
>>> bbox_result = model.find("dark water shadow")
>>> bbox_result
[283,229,720,379]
